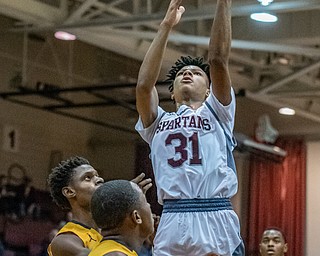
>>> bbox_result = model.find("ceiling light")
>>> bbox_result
[278,57,289,65]
[279,107,295,116]
[250,13,278,22]
[258,0,274,6]
[54,31,76,41]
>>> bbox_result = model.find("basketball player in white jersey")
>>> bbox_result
[135,0,244,255]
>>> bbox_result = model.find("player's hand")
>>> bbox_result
[149,214,160,245]
[161,0,185,28]
[131,173,152,194]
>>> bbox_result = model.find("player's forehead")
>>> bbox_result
[74,164,95,172]
[262,230,283,240]
[179,65,205,72]
[72,164,98,178]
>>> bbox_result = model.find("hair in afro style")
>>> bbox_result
[47,156,90,210]
[166,56,211,93]
[91,180,141,230]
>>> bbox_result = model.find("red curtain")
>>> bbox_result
[246,137,306,256]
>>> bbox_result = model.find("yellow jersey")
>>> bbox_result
[89,239,138,256]
[47,221,102,256]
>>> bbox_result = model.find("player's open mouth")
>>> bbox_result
[182,78,193,82]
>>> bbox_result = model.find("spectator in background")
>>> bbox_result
[260,227,288,256]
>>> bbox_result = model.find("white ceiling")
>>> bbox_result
[1,0,320,139]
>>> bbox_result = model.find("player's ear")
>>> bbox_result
[131,210,142,225]
[205,89,210,98]
[259,244,262,255]
[62,186,76,199]
[283,243,288,253]
[171,94,175,101]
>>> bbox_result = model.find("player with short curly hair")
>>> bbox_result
[48,156,90,210]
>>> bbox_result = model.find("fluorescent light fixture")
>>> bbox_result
[279,107,295,116]
[250,13,278,23]
[54,31,76,41]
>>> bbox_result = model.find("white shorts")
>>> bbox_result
[153,201,242,256]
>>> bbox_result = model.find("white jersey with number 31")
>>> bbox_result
[135,88,238,205]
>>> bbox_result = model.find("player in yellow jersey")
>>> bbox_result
[47,156,152,256]
[89,180,154,256]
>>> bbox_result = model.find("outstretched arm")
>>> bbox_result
[208,0,232,106]
[136,0,185,128]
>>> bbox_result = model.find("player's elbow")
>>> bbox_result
[136,79,153,95]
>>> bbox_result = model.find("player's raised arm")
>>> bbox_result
[136,0,185,128]
[208,0,232,106]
